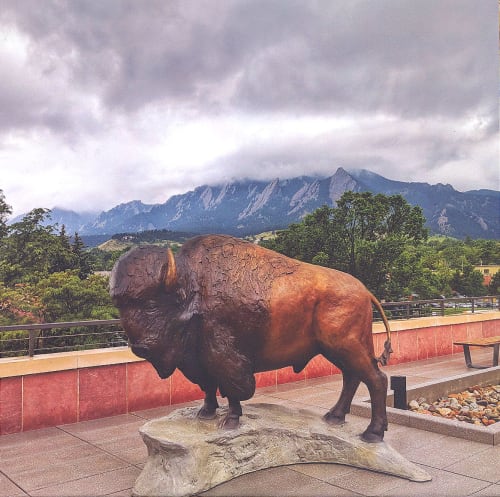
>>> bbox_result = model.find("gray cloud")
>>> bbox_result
[2,0,496,120]
[0,0,497,215]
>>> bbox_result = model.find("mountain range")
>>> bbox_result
[15,168,500,241]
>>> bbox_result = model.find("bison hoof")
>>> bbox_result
[360,430,384,443]
[218,414,240,430]
[197,406,217,420]
[323,412,346,425]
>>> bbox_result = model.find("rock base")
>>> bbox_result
[133,403,431,497]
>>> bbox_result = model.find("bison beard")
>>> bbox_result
[110,234,392,442]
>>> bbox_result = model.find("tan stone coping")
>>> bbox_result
[0,347,143,378]
[1,312,498,378]
[372,310,500,333]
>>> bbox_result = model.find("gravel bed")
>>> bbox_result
[408,384,500,426]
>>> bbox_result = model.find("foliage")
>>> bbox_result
[263,192,428,299]
[0,192,122,356]
[262,192,499,300]
[0,282,43,325]
[88,246,128,271]
[488,271,500,294]
[0,272,120,357]
[0,190,12,240]
[35,271,118,322]
[0,208,95,285]
[111,229,198,244]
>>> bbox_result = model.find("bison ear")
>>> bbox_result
[164,248,177,289]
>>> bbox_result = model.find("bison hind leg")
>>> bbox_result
[322,349,388,442]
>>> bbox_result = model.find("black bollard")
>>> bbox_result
[390,375,407,410]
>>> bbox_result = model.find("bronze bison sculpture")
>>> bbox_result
[110,234,392,442]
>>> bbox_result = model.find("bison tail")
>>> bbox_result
[377,339,393,366]
[369,292,392,366]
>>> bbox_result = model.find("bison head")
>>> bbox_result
[110,246,180,378]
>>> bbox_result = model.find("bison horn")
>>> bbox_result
[164,248,177,289]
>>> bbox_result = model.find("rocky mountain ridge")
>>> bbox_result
[14,168,500,240]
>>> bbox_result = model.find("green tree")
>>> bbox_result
[0,208,56,284]
[488,271,500,294]
[72,232,93,279]
[263,192,428,300]
[0,208,94,285]
[333,192,428,282]
[36,271,117,321]
[450,266,487,297]
[0,282,43,325]
[88,247,128,271]
[0,189,12,240]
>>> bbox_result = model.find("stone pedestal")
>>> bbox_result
[133,403,431,497]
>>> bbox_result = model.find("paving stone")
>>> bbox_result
[28,467,140,497]
[0,473,28,497]
[326,466,406,496]
[288,462,358,482]
[378,466,492,497]
[1,351,499,497]
[7,449,130,492]
[200,466,360,497]
[444,446,500,483]
[467,483,500,496]
[408,433,490,469]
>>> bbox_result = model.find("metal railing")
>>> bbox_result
[1,296,499,358]
[0,319,125,358]
[373,295,499,321]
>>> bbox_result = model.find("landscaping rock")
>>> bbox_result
[408,384,500,425]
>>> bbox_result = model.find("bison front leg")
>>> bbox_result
[197,383,219,420]
[217,370,255,430]
[202,326,256,430]
[178,359,220,421]
[219,397,243,430]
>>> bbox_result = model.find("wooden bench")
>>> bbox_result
[453,336,500,369]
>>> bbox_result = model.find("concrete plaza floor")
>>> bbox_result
[1,349,499,497]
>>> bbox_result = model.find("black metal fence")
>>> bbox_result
[0,319,125,358]
[373,295,499,321]
[1,296,498,358]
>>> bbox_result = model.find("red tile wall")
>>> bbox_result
[0,377,22,435]
[127,361,170,412]
[434,326,453,356]
[482,319,498,338]
[170,369,204,405]
[79,364,127,421]
[417,328,436,361]
[304,355,332,379]
[1,318,498,435]
[23,370,78,431]
[451,324,468,354]
[277,366,306,385]
[255,371,277,389]
[395,329,419,363]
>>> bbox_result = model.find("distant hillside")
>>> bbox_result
[19,168,500,240]
[98,229,200,251]
[111,229,200,244]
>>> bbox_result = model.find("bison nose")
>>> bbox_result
[131,344,152,360]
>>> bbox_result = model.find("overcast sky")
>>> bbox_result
[0,0,498,217]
